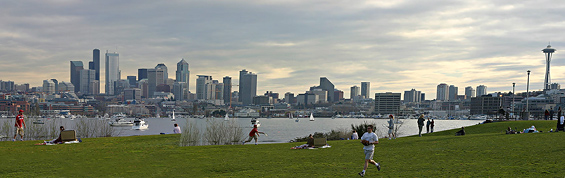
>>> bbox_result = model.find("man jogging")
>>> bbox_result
[243,125,265,145]
[13,109,26,141]
[359,125,380,177]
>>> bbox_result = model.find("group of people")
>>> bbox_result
[417,114,435,137]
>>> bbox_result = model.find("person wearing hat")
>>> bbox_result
[13,109,26,141]
[243,125,265,145]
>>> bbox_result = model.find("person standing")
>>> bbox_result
[387,115,395,139]
[430,119,435,133]
[417,114,425,137]
[358,125,380,177]
[426,118,431,133]
[545,109,550,120]
[13,109,26,141]
[550,107,555,120]
[173,123,182,134]
[351,130,359,140]
[243,125,264,145]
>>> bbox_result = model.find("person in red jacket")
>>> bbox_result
[13,110,26,141]
[243,125,264,145]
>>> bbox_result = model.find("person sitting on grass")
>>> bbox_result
[455,127,465,136]
[291,135,315,149]
[506,127,516,134]
[42,126,65,144]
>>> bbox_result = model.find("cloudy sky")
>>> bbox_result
[2,0,565,99]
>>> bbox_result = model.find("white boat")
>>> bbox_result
[309,113,315,121]
[132,118,148,130]
[251,118,260,127]
[33,119,44,124]
[171,110,176,121]
[109,118,134,127]
[224,114,229,121]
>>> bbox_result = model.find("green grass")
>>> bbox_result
[1,120,564,177]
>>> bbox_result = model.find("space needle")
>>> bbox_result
[543,44,556,90]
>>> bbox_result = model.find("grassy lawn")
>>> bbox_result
[1,120,564,177]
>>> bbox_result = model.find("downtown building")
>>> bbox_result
[320,77,335,102]
[361,82,370,99]
[476,85,487,97]
[436,83,449,101]
[105,51,120,95]
[70,61,83,93]
[374,92,401,115]
[404,89,422,103]
[239,70,257,105]
[465,86,475,99]
[351,86,360,101]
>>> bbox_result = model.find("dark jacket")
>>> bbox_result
[418,117,425,126]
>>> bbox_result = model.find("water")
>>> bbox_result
[1,117,484,143]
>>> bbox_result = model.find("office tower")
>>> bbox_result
[127,76,137,87]
[436,83,449,101]
[50,79,59,94]
[361,82,370,99]
[320,77,335,102]
[138,79,149,98]
[213,80,224,100]
[307,89,328,102]
[550,83,560,90]
[155,63,168,82]
[113,80,130,95]
[124,88,141,101]
[285,92,295,104]
[297,93,318,105]
[404,89,421,103]
[138,68,148,81]
[449,85,458,101]
[88,61,94,71]
[196,75,213,100]
[90,80,100,95]
[543,45,556,90]
[374,92,401,115]
[239,69,257,105]
[42,80,55,94]
[421,93,426,101]
[79,69,95,95]
[476,85,487,97]
[70,61,83,93]
[334,90,344,101]
[350,86,360,100]
[93,49,100,81]
[105,51,120,95]
[465,86,475,99]
[173,82,186,101]
[223,76,232,104]
[176,59,190,89]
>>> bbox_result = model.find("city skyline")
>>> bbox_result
[1,1,565,98]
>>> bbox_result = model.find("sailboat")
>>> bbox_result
[171,110,176,121]
[224,114,229,121]
[309,113,315,121]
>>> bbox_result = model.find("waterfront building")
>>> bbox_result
[476,85,487,97]
[465,86,475,99]
[470,95,503,115]
[105,51,120,95]
[374,92,401,115]
[361,82,370,99]
[436,83,449,101]
[70,61,83,93]
[239,70,257,105]
[320,77,335,102]
[449,85,458,101]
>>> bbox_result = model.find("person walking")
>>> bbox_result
[243,125,265,145]
[430,119,435,133]
[358,125,380,177]
[417,114,425,137]
[426,118,431,133]
[13,109,26,141]
[387,115,395,139]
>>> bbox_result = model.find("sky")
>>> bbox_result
[2,0,565,99]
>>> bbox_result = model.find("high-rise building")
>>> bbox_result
[79,69,95,95]
[155,63,168,82]
[550,83,561,90]
[361,82,370,99]
[173,82,187,101]
[320,77,335,102]
[42,80,55,94]
[50,79,59,94]
[307,89,328,103]
[239,70,257,105]
[176,59,190,89]
[449,85,458,101]
[124,88,141,101]
[223,76,232,104]
[138,68,148,81]
[196,75,213,100]
[138,79,149,98]
[374,92,401,115]
[70,61,83,93]
[476,85,487,97]
[465,86,475,99]
[285,92,295,104]
[127,76,136,87]
[105,51,120,95]
[404,89,421,103]
[93,49,100,81]
[436,83,449,101]
[334,90,344,101]
[350,86,360,100]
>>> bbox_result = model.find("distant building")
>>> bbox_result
[404,89,421,103]
[196,75,213,100]
[124,88,141,101]
[374,92,401,115]
[284,92,295,104]
[351,86,360,100]
[79,69,96,95]
[361,82,370,99]
[436,83,449,101]
[239,70,257,105]
[307,89,327,103]
[449,85,458,101]
[70,61,83,93]
[223,76,232,104]
[320,77,335,102]
[253,95,272,105]
[297,93,318,105]
[127,76,137,87]
[334,90,344,101]
[476,85,487,97]
[550,83,560,90]
[470,95,503,115]
[155,63,168,82]
[42,80,56,94]
[176,59,190,90]
[173,82,187,101]
[92,49,100,92]
[465,86,475,99]
[105,51,120,95]
[138,68,148,81]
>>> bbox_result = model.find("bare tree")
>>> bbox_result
[180,120,201,146]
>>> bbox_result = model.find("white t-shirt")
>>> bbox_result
[352,132,359,139]
[560,116,564,125]
[173,126,182,134]
[361,132,378,150]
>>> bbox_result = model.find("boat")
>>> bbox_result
[171,110,176,121]
[309,113,315,121]
[251,118,260,127]
[108,118,134,127]
[132,118,148,130]
[33,119,44,124]
[224,114,229,121]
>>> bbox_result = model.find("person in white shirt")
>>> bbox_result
[358,125,380,177]
[173,124,181,134]
[351,130,359,140]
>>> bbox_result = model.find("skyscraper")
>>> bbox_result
[79,69,95,95]
[70,61,83,93]
[105,51,120,95]
[93,49,100,81]
[374,92,401,115]
[320,77,335,102]
[155,63,168,82]
[147,68,164,98]
[543,45,556,90]
[350,86,360,100]
[476,85,487,97]
[465,86,475,99]
[176,58,190,90]
[239,70,257,105]
[436,83,449,101]
[127,76,137,87]
[138,68,148,81]
[223,76,232,104]
[404,89,421,103]
[449,85,458,101]
[196,75,213,100]
[361,82,370,99]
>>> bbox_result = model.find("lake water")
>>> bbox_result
[1,117,484,143]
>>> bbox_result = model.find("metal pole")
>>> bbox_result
[526,70,531,120]
[512,83,515,120]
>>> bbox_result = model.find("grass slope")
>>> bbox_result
[1,120,564,177]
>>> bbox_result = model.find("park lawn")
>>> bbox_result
[0,120,564,177]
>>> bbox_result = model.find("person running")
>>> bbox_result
[358,125,380,177]
[417,114,425,137]
[387,115,395,139]
[243,125,264,145]
[13,109,26,141]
